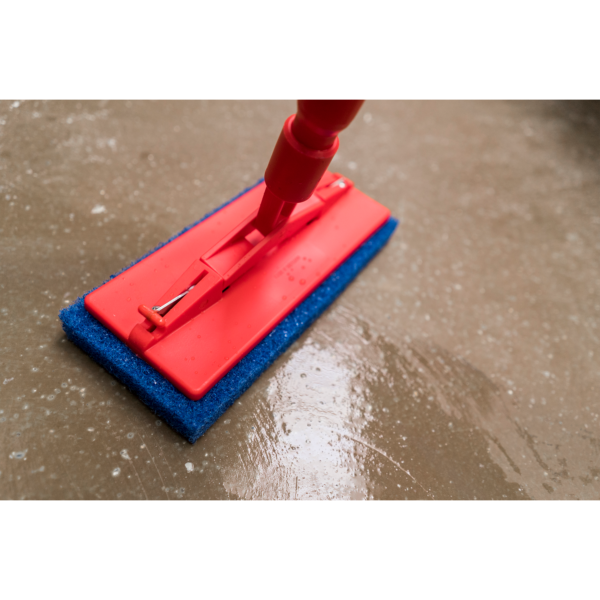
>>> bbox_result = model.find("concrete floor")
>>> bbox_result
[1,100,599,500]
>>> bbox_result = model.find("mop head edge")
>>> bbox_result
[59,181,398,443]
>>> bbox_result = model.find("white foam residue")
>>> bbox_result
[91,204,107,215]
[96,137,117,152]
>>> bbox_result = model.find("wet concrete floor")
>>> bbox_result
[1,100,599,499]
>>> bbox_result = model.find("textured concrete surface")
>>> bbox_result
[1,100,599,499]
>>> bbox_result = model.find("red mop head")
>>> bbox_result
[84,171,390,401]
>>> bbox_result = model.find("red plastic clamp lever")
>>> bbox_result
[127,173,355,355]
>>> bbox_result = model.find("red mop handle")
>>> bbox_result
[255,100,364,234]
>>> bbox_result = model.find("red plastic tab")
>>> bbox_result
[85,172,390,400]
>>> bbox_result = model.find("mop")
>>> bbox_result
[60,100,398,442]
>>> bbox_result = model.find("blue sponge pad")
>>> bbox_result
[60,183,398,443]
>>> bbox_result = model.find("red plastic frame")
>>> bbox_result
[85,172,390,400]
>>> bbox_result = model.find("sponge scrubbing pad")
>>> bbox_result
[60,182,398,443]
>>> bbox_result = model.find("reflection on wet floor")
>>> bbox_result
[223,306,528,499]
